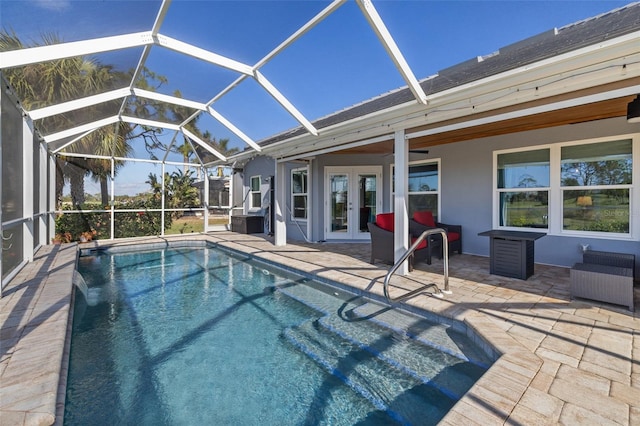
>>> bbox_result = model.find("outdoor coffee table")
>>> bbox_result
[478,230,546,280]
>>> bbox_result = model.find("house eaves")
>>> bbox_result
[223,2,640,164]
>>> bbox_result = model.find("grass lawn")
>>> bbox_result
[165,215,230,234]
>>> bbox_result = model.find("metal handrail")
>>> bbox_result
[383,227,451,302]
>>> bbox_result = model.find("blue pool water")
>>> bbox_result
[65,246,490,425]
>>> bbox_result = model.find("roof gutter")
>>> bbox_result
[222,30,640,164]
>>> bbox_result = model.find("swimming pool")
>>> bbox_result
[65,245,490,425]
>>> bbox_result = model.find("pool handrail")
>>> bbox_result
[383,227,451,302]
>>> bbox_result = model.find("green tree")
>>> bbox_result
[147,170,200,220]
[0,30,132,207]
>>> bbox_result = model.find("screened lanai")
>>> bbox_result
[2,0,639,290]
[1,0,436,287]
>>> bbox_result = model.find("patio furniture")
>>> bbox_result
[570,250,635,311]
[368,213,439,271]
[409,211,462,256]
[478,230,546,280]
[231,215,264,234]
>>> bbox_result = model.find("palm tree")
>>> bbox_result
[194,132,239,164]
[146,170,199,220]
[1,30,132,207]
[215,136,240,156]
[87,123,134,206]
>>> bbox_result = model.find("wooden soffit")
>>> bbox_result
[408,79,639,150]
[327,79,639,156]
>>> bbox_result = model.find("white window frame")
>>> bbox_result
[493,134,639,240]
[290,167,308,221]
[494,145,551,230]
[390,159,441,218]
[249,175,261,211]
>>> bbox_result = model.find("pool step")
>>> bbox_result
[277,282,491,367]
[276,280,360,316]
[283,320,456,425]
[317,314,486,400]
[351,303,492,368]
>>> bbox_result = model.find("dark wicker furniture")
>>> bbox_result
[478,230,546,280]
[409,211,462,256]
[368,213,440,271]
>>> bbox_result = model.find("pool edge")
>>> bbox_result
[1,234,542,425]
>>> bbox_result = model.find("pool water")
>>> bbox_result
[65,246,490,425]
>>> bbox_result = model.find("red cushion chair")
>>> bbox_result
[413,211,436,227]
[410,211,462,256]
[367,213,439,270]
[376,212,394,232]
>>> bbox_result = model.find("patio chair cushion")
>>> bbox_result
[375,213,433,251]
[448,231,460,242]
[413,211,436,227]
[376,213,394,232]
[411,236,428,250]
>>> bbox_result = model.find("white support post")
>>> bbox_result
[356,0,427,105]
[0,32,154,68]
[393,130,409,275]
[0,94,3,294]
[110,157,115,240]
[307,159,313,241]
[274,161,288,246]
[48,155,56,243]
[161,162,166,236]
[38,140,47,247]
[254,71,318,136]
[23,120,34,261]
[208,107,262,152]
[203,166,209,233]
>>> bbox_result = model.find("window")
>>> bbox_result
[497,148,550,228]
[561,139,631,233]
[495,136,635,237]
[291,168,308,220]
[392,161,440,219]
[250,176,261,209]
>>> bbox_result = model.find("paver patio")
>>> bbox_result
[1,232,638,425]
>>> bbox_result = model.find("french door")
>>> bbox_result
[324,166,382,240]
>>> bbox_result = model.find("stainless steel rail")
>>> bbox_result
[383,228,451,302]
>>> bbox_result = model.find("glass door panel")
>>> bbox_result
[358,174,377,235]
[330,174,349,234]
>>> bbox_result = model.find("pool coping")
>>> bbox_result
[0,233,584,425]
[0,243,77,426]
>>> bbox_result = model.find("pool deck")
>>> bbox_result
[1,232,638,425]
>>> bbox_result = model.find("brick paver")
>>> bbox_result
[0,233,637,425]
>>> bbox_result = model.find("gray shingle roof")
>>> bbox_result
[256,2,640,149]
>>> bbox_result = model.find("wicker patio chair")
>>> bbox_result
[409,210,462,256]
[368,213,439,271]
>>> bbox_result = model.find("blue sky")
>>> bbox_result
[1,0,632,195]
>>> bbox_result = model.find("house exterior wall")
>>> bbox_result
[239,117,639,274]
[427,116,640,273]
[239,156,274,234]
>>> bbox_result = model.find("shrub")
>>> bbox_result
[54,199,173,242]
